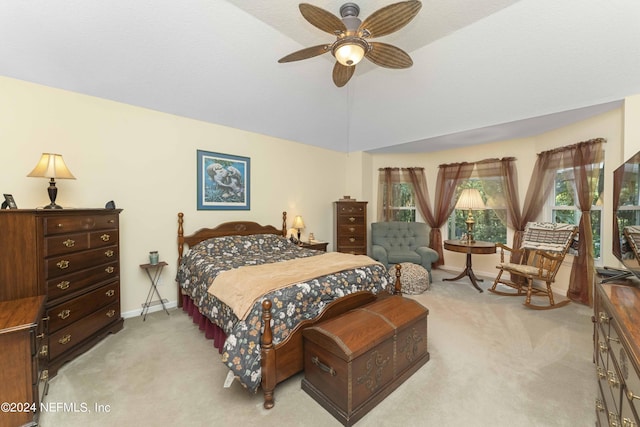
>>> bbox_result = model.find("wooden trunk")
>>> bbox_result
[302,295,429,426]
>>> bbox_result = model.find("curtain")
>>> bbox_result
[431,162,475,266]
[565,138,605,305]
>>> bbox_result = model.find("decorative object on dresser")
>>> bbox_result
[27,153,76,209]
[302,295,429,426]
[2,193,17,209]
[455,188,486,243]
[0,209,124,377]
[334,199,367,254]
[0,295,47,427]
[594,283,640,427]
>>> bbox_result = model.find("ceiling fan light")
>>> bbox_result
[334,42,365,66]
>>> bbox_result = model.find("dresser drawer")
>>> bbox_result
[44,214,119,236]
[48,301,120,359]
[46,262,119,301]
[47,282,120,333]
[336,214,365,227]
[337,203,366,215]
[337,234,366,248]
[45,232,90,257]
[46,245,119,279]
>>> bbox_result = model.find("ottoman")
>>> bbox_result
[395,262,430,294]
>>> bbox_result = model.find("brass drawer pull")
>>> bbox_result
[36,333,45,339]
[597,367,606,379]
[105,249,114,257]
[311,356,336,376]
[62,239,75,247]
[626,389,640,401]
[348,217,356,223]
[349,237,356,242]
[41,370,49,382]
[106,310,116,318]
[57,281,70,290]
[56,223,63,228]
[101,233,111,242]
[39,345,49,357]
[622,417,636,427]
[58,335,71,345]
[348,227,355,232]
[106,289,115,297]
[56,260,70,269]
[105,266,115,274]
[58,309,71,320]
[599,312,610,323]
[108,219,115,224]
[607,370,620,388]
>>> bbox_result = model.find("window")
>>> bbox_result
[548,164,603,259]
[382,182,417,222]
[447,179,507,244]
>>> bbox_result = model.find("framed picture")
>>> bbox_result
[2,194,17,209]
[197,150,250,210]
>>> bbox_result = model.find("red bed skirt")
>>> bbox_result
[182,295,227,354]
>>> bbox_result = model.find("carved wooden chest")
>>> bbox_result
[302,295,429,426]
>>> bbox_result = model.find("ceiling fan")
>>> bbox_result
[278,1,422,87]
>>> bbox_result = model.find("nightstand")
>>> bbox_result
[299,241,329,252]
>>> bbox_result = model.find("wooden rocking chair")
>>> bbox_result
[489,222,578,309]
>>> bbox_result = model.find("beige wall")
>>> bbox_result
[1,75,636,311]
[0,77,347,316]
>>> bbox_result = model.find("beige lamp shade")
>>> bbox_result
[27,153,76,179]
[27,153,75,209]
[292,215,305,230]
[455,188,485,210]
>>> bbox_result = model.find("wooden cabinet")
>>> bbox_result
[0,296,46,427]
[594,282,640,427]
[334,201,367,255]
[0,209,124,377]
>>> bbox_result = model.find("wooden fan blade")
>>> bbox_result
[278,44,331,63]
[299,3,346,35]
[332,62,355,87]
[359,0,422,38]
[366,42,413,68]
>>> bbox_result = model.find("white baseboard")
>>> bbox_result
[122,300,178,319]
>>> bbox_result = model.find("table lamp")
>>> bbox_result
[456,188,485,243]
[292,215,305,242]
[27,153,76,209]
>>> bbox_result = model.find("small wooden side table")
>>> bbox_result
[140,261,170,321]
[299,241,329,252]
[443,240,496,293]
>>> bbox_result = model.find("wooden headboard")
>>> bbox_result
[177,211,288,264]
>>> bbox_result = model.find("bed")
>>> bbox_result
[175,212,400,409]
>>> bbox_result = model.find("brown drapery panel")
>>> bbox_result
[565,138,605,305]
[431,162,475,266]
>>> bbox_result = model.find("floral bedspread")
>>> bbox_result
[176,234,391,392]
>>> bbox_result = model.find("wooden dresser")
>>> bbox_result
[334,200,367,255]
[0,209,124,377]
[594,282,640,427]
[0,295,46,427]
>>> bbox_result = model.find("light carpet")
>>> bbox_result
[40,269,596,426]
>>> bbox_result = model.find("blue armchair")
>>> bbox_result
[371,222,439,280]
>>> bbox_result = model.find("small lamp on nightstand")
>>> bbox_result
[456,188,486,243]
[27,153,76,209]
[292,215,305,242]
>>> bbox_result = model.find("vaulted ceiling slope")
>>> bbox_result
[0,0,638,153]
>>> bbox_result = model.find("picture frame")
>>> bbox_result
[2,194,17,209]
[197,150,250,210]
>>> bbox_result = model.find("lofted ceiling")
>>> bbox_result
[0,0,638,153]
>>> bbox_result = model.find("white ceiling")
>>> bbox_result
[0,0,638,153]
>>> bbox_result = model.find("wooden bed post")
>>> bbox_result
[261,299,276,409]
[281,211,287,237]
[394,264,403,295]
[177,212,185,308]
